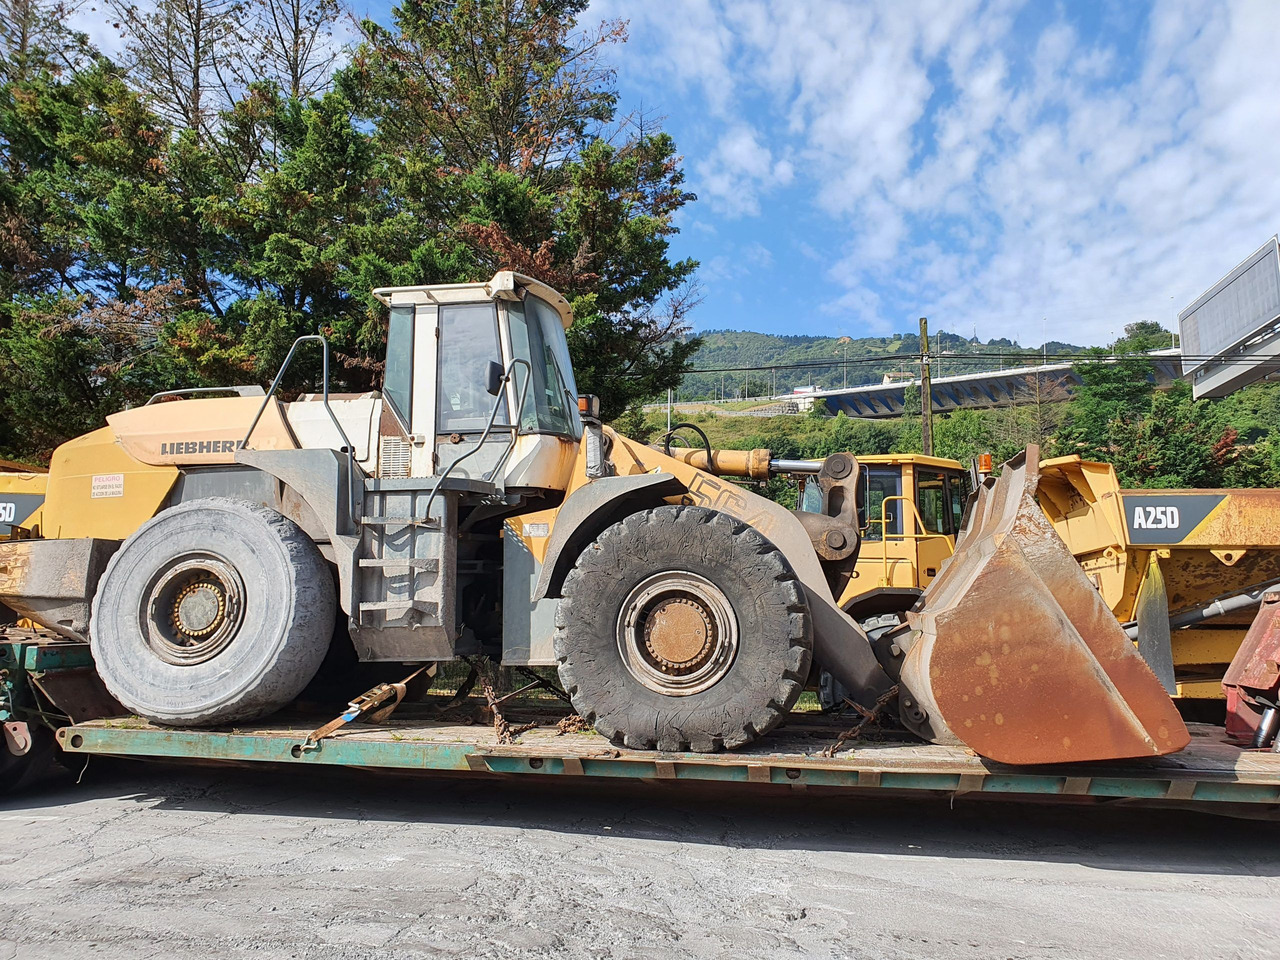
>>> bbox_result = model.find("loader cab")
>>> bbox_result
[372,272,583,492]
[800,454,970,617]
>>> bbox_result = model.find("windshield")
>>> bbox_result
[507,294,582,438]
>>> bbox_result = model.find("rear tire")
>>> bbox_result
[90,498,335,726]
[554,505,812,752]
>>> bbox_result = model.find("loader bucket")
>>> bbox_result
[896,447,1189,765]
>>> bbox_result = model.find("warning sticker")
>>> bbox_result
[91,473,125,498]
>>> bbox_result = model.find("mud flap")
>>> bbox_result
[893,447,1189,765]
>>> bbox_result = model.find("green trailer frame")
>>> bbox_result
[7,636,1280,808]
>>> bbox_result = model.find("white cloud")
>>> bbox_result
[597,0,1280,345]
[695,124,794,216]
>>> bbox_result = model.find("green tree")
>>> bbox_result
[1113,320,1175,354]
[345,0,699,419]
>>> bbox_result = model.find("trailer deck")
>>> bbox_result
[54,707,1280,807]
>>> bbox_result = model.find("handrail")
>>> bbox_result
[421,358,531,524]
[146,385,266,405]
[871,494,955,587]
[241,335,359,529]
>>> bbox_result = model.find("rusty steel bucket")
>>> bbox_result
[893,446,1189,765]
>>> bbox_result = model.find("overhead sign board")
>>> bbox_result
[1179,236,1280,378]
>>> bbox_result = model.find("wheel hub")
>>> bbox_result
[143,554,245,665]
[174,580,226,637]
[618,572,739,696]
[643,597,715,670]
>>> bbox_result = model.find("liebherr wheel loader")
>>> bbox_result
[0,272,1188,768]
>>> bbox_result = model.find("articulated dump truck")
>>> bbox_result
[3,272,1276,808]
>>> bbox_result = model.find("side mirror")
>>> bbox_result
[485,360,504,397]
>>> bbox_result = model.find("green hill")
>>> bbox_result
[678,328,1085,400]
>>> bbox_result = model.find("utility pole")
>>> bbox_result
[666,388,673,433]
[837,336,851,388]
[919,316,933,456]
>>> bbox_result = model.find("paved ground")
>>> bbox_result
[1,760,1277,960]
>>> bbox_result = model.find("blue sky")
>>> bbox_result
[73,0,1280,347]
[581,0,1280,346]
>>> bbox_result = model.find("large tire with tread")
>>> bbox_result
[90,498,335,726]
[554,505,812,752]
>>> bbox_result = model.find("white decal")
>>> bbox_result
[523,522,550,538]
[0,502,14,523]
[91,474,125,498]
[1131,505,1180,530]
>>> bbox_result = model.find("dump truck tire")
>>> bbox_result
[555,505,812,752]
[89,498,335,726]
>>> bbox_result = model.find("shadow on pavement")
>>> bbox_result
[4,754,1277,878]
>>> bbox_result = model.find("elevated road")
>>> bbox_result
[666,351,1184,420]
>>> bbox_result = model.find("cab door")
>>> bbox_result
[852,466,914,588]
[432,302,510,481]
[912,468,966,586]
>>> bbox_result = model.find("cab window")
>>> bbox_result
[383,304,414,425]
[947,471,967,533]
[916,469,948,534]
[860,466,902,541]
[799,478,824,514]
[437,303,509,432]
[507,295,582,438]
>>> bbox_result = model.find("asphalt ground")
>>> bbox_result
[1,759,1277,960]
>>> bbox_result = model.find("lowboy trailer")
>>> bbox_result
[5,633,1279,810]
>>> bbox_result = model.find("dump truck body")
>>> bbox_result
[0,467,45,541]
[1039,455,1280,699]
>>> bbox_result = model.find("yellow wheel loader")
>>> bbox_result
[0,272,1187,765]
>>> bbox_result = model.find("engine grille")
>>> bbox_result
[378,435,412,478]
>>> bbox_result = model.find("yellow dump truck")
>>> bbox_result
[0,464,47,629]
[0,461,46,542]
[1037,455,1280,700]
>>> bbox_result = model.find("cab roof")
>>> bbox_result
[844,453,965,470]
[371,271,574,330]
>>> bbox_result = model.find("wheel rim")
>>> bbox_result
[617,571,739,696]
[141,553,246,665]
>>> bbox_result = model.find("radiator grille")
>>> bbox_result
[378,435,412,478]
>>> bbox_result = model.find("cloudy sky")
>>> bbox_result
[585,0,1280,346]
[70,0,1280,346]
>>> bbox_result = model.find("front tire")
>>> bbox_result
[90,498,335,726]
[554,505,812,752]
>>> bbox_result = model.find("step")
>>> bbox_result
[357,558,440,571]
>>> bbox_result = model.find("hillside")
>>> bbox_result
[678,328,1086,400]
